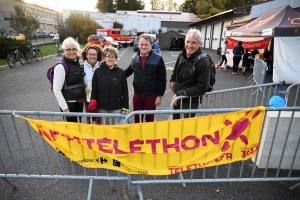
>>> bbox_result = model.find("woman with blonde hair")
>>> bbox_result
[80,42,103,123]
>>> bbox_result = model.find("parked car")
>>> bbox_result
[103,36,120,49]
[35,32,48,38]
[133,36,140,52]
[10,33,25,40]
[25,34,37,39]
[52,34,59,42]
[87,35,120,48]
[49,32,57,37]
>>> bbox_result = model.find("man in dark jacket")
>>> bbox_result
[124,34,166,123]
[169,29,211,119]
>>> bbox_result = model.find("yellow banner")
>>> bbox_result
[19,107,265,175]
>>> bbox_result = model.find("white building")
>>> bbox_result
[63,10,161,34]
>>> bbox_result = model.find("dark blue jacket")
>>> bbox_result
[124,51,166,96]
[233,45,244,57]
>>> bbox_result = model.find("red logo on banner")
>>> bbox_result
[226,37,270,50]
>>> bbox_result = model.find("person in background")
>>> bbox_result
[169,28,211,119]
[249,47,259,69]
[152,38,161,54]
[232,41,244,75]
[88,46,129,125]
[80,43,103,124]
[263,48,273,72]
[242,49,251,75]
[124,34,166,123]
[53,37,85,122]
[219,40,229,70]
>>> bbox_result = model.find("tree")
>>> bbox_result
[150,0,177,11]
[179,0,197,14]
[95,0,145,12]
[10,5,39,42]
[62,12,102,43]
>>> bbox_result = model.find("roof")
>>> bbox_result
[225,5,300,37]
[116,10,200,23]
[226,18,256,30]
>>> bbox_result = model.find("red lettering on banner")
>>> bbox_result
[97,138,113,154]
[36,125,52,141]
[49,130,59,141]
[162,138,180,153]
[201,131,220,146]
[215,153,232,162]
[241,144,258,158]
[130,139,145,154]
[113,140,128,154]
[61,134,81,144]
[181,135,200,150]
[83,139,94,149]
[146,139,160,154]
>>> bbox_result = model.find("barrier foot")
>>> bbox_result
[1,177,17,189]
[87,178,93,200]
[178,172,186,187]
[289,182,300,190]
[137,185,144,200]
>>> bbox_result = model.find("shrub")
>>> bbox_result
[0,36,31,58]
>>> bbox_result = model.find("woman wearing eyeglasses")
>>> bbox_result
[53,37,85,122]
[80,43,103,124]
[88,46,129,125]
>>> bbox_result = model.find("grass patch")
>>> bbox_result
[0,43,86,66]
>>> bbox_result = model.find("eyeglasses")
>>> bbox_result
[105,56,117,59]
[87,54,97,57]
[64,48,78,52]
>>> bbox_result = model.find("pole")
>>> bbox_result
[54,0,60,32]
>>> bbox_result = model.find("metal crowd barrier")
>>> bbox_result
[0,111,129,200]
[165,61,176,95]
[281,83,300,107]
[1,107,300,199]
[248,57,268,87]
[124,107,300,199]
[169,83,283,113]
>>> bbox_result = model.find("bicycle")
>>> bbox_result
[6,46,27,68]
[56,41,63,56]
[26,45,42,63]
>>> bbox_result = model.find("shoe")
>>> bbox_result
[218,67,224,70]
[243,72,246,75]
[235,72,237,75]
[232,72,235,75]
[223,68,228,71]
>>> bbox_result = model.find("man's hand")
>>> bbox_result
[169,81,175,91]
[171,94,178,106]
[155,96,162,107]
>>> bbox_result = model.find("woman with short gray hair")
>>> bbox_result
[88,46,129,125]
[53,37,85,122]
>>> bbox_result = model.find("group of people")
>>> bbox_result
[218,40,273,75]
[52,28,212,124]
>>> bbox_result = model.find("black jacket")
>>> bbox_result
[170,48,211,98]
[91,62,129,110]
[62,56,85,101]
[124,50,166,96]
[233,45,244,57]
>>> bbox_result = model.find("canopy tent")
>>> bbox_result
[225,5,300,84]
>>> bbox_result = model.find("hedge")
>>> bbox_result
[0,37,31,59]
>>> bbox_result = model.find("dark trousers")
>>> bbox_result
[173,98,200,119]
[133,93,157,123]
[60,102,83,122]
[233,56,242,73]
[220,55,227,65]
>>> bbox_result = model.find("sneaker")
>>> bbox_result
[235,72,238,75]
[232,72,235,75]
[223,68,228,71]
[218,67,224,70]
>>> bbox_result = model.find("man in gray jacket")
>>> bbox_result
[169,29,211,119]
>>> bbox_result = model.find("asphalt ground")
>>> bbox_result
[0,46,299,200]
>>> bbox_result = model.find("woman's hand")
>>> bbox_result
[85,87,90,94]
[63,108,70,112]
